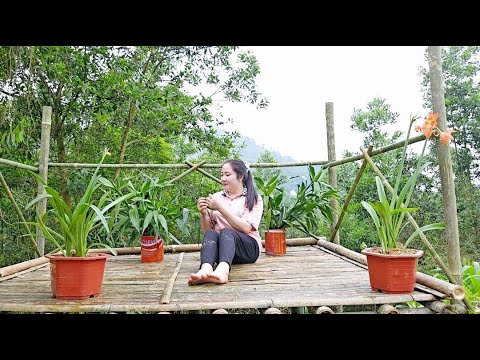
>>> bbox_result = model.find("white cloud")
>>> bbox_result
[219,46,429,161]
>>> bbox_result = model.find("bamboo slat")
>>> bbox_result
[160,252,184,304]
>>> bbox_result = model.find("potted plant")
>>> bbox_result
[108,173,180,263]
[360,112,453,293]
[25,148,135,300]
[255,165,339,255]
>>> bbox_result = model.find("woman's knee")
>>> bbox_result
[219,228,236,238]
[203,229,219,244]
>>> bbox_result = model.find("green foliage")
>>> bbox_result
[433,260,480,312]
[105,173,182,246]
[351,97,401,148]
[172,208,202,245]
[23,149,135,257]
[253,150,287,185]
[255,166,339,235]
[361,118,444,253]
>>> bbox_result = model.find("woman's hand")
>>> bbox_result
[205,194,222,211]
[197,197,208,215]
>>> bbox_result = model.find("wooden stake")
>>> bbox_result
[329,145,373,243]
[36,106,52,256]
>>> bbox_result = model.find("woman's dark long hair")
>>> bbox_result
[223,159,259,211]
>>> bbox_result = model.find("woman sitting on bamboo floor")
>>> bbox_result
[188,159,263,285]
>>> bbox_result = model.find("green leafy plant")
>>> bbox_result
[24,149,135,257]
[433,260,480,312]
[255,165,339,235]
[107,173,181,245]
[361,113,449,254]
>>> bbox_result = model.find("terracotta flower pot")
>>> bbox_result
[46,253,110,300]
[361,247,424,294]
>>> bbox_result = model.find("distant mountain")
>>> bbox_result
[235,134,297,164]
[235,134,315,192]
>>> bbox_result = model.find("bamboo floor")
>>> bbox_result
[0,244,444,314]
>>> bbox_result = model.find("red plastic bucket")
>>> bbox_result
[140,235,164,263]
[265,229,287,256]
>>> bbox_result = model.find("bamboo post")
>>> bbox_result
[185,160,221,184]
[212,309,229,314]
[397,307,435,314]
[262,307,282,314]
[168,160,206,184]
[325,102,339,244]
[0,172,40,257]
[426,300,455,314]
[314,306,335,314]
[36,106,52,257]
[377,304,400,314]
[329,145,373,243]
[428,46,462,285]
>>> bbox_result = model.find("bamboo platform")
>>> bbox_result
[0,239,457,314]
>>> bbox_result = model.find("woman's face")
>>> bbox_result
[221,162,243,192]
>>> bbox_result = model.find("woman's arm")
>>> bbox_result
[206,195,253,234]
[197,197,212,234]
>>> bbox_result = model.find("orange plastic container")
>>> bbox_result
[140,235,164,263]
[265,229,287,256]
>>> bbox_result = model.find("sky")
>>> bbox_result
[217,46,429,161]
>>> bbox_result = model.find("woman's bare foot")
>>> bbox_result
[188,263,213,285]
[202,262,230,284]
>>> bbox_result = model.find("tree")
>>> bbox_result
[254,150,287,185]
[420,46,480,182]
[0,46,268,202]
[351,97,401,148]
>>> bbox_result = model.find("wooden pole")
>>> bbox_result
[0,255,50,277]
[427,46,462,285]
[325,102,339,244]
[0,158,38,171]
[329,145,373,243]
[185,160,222,184]
[36,106,52,257]
[168,160,206,184]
